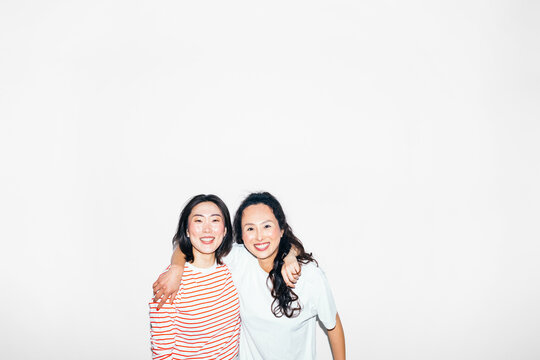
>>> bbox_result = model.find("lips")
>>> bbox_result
[253,242,270,251]
[200,237,215,244]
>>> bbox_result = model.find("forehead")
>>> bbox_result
[241,203,276,223]
[190,201,222,216]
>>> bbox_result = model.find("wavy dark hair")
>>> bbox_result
[173,194,233,265]
[233,192,317,318]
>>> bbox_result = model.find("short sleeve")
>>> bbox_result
[312,266,338,329]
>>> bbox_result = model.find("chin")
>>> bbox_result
[255,252,273,260]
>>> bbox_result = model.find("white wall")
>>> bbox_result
[1,1,539,359]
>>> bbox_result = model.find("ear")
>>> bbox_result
[186,230,190,238]
[280,229,284,237]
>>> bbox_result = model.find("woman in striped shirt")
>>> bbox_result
[149,194,241,360]
[153,192,345,360]
[150,194,299,360]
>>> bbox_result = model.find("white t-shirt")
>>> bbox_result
[223,244,337,360]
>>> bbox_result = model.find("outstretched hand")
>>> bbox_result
[152,265,184,310]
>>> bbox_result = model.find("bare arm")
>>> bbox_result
[152,246,185,310]
[282,246,301,288]
[153,244,300,308]
[328,313,346,360]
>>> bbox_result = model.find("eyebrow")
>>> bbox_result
[243,220,273,226]
[192,214,223,217]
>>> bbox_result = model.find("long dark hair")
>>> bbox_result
[173,194,233,265]
[233,192,316,318]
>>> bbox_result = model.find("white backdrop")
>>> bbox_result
[1,1,539,359]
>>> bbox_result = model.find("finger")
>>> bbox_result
[285,278,294,288]
[153,278,164,292]
[281,268,291,287]
[284,269,296,288]
[153,289,164,303]
[169,291,178,304]
[287,268,297,284]
[289,265,300,281]
[157,295,168,310]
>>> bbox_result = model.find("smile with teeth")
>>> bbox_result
[200,237,215,244]
[254,242,270,251]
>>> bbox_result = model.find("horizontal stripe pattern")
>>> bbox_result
[150,264,240,360]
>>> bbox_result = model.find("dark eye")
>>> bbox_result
[246,227,253,231]
[264,224,272,229]
[194,219,202,223]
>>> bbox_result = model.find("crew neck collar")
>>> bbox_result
[186,261,218,273]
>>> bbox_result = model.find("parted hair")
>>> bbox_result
[233,191,317,318]
[173,194,233,265]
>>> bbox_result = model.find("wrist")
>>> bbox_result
[170,264,183,272]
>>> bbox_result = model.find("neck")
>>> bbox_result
[258,255,276,273]
[192,253,216,269]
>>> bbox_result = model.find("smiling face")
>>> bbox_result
[186,201,226,260]
[241,203,284,271]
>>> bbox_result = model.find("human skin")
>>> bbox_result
[187,202,226,268]
[328,313,346,360]
[240,203,284,273]
[240,203,346,360]
[149,200,240,360]
[153,246,301,309]
[152,203,346,359]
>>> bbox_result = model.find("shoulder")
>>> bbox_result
[298,262,336,292]
[227,243,247,256]
[298,262,328,285]
[222,243,256,272]
[231,243,245,251]
[301,261,323,276]
[228,243,254,261]
[217,263,234,275]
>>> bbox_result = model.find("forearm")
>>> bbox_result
[289,244,299,257]
[171,245,186,268]
[153,245,186,309]
[282,244,301,287]
[328,313,346,360]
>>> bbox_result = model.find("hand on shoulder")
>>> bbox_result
[152,264,184,310]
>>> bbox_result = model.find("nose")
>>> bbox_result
[256,228,263,241]
[203,222,211,233]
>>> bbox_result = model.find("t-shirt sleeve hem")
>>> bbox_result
[320,313,337,330]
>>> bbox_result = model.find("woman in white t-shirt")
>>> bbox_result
[154,192,346,360]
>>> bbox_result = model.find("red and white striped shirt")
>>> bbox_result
[149,262,240,360]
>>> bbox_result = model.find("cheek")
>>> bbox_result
[213,223,225,235]
[268,228,281,240]
[188,222,201,235]
[242,232,254,243]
